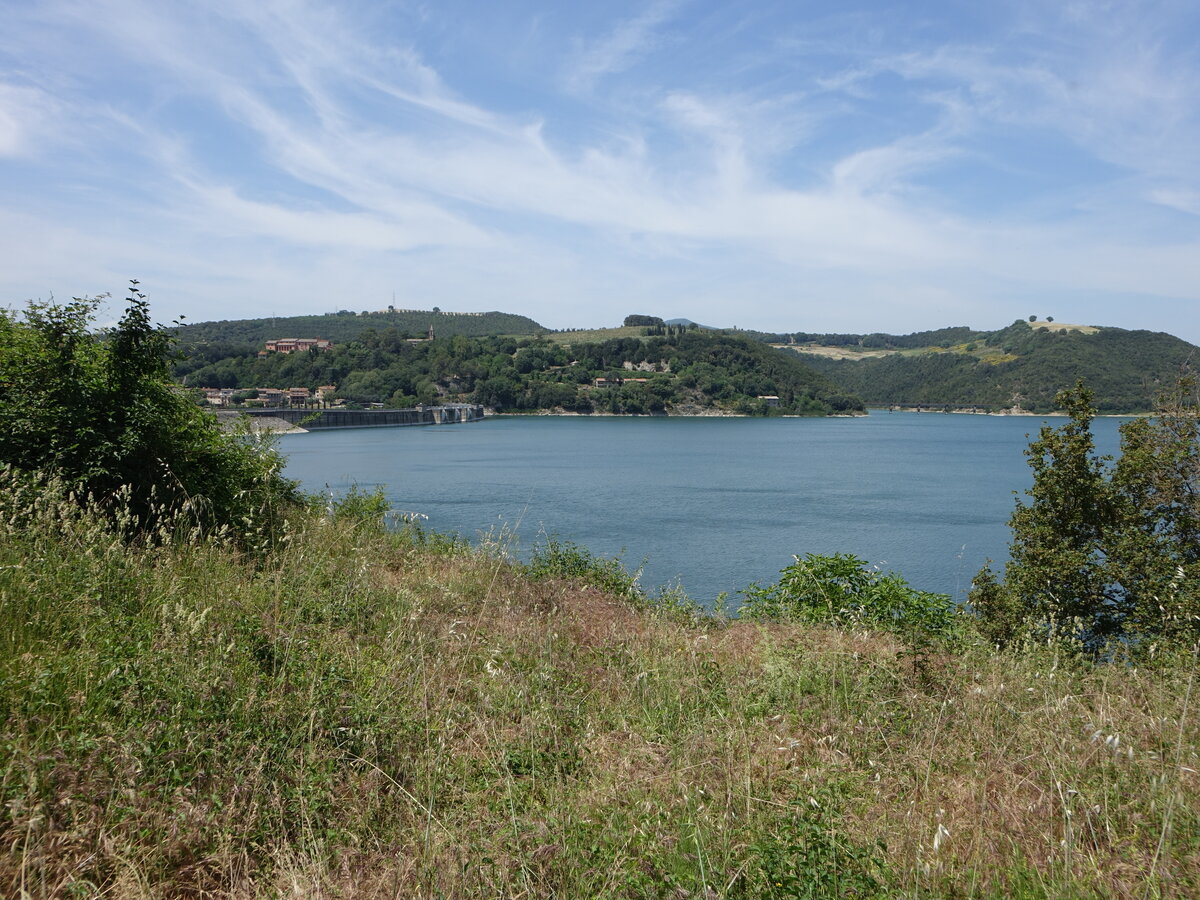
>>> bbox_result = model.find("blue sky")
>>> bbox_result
[2,0,1199,339]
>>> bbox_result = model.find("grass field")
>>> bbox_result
[2,480,1196,897]
[542,325,653,345]
[1031,322,1099,334]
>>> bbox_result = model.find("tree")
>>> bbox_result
[0,283,297,535]
[1029,315,1038,322]
[1106,378,1200,647]
[623,314,665,327]
[972,381,1200,655]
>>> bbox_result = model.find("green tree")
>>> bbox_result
[972,381,1200,654]
[0,283,297,535]
[1107,379,1200,647]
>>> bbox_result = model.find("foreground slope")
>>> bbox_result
[2,492,1196,898]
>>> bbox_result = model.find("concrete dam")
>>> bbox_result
[230,404,485,432]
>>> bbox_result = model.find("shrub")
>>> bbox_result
[526,536,644,601]
[739,552,963,641]
[744,784,888,898]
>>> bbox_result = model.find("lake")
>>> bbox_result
[278,412,1128,605]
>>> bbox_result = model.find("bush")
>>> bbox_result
[526,537,644,601]
[739,552,963,641]
[0,284,297,537]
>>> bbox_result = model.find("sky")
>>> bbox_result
[2,0,1200,339]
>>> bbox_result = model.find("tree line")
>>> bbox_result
[175,328,865,416]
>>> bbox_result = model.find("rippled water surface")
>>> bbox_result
[279,413,1127,604]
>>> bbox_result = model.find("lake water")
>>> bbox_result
[278,413,1128,605]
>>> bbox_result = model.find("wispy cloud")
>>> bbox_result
[0,83,61,158]
[564,0,682,91]
[1,0,1198,338]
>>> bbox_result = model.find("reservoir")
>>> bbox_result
[279,412,1128,605]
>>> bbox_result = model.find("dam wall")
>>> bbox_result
[237,404,485,431]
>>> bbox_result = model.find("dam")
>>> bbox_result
[222,404,485,432]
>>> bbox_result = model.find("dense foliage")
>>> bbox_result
[799,321,1198,412]
[176,329,865,416]
[0,286,296,533]
[751,325,984,349]
[175,307,544,347]
[739,552,965,643]
[972,382,1200,655]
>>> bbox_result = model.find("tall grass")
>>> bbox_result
[1,474,1196,897]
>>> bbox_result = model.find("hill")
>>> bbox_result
[175,328,864,416]
[175,308,545,348]
[785,320,1199,413]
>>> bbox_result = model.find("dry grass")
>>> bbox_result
[543,326,654,346]
[1,491,1196,897]
[780,344,899,360]
[1032,323,1100,335]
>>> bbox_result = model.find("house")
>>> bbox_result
[263,338,332,354]
[757,395,781,407]
[200,388,235,407]
[288,387,311,405]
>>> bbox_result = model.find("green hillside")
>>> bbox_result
[176,328,864,416]
[175,308,544,348]
[791,320,1198,413]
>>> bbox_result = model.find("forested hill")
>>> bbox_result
[176,329,864,416]
[792,320,1198,413]
[175,308,544,347]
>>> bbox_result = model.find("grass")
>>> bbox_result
[2,478,1197,897]
[1031,323,1099,335]
[542,326,653,346]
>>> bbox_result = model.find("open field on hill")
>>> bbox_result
[775,344,899,360]
[543,325,655,345]
[1032,322,1100,334]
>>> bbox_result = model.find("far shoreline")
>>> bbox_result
[870,405,1145,418]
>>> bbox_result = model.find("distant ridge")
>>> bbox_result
[783,319,1199,413]
[176,309,544,346]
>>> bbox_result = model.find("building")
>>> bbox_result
[200,388,235,406]
[263,338,332,354]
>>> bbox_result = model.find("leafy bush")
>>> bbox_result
[311,483,392,531]
[526,537,644,600]
[739,552,963,641]
[744,785,888,898]
[0,284,297,537]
